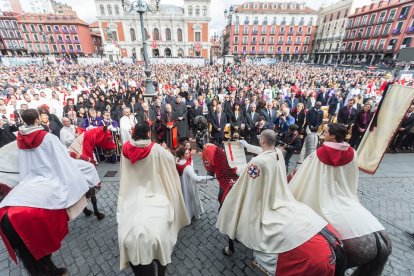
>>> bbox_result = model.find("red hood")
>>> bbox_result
[17,130,47,150]
[316,143,354,167]
[122,141,155,165]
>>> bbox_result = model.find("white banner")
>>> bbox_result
[149,58,206,66]
[1,57,43,66]
[223,141,247,169]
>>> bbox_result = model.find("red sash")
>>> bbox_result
[167,122,178,149]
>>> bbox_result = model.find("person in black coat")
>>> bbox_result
[316,87,330,106]
[229,103,245,135]
[292,103,306,133]
[391,105,414,152]
[348,103,374,149]
[261,101,277,128]
[0,120,18,148]
[189,99,203,136]
[337,99,358,129]
[327,92,340,119]
[305,101,323,133]
[40,113,61,138]
[249,116,272,146]
[210,104,227,145]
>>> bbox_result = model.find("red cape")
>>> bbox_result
[122,141,155,165]
[17,130,47,150]
[316,144,354,167]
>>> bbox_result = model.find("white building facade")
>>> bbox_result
[312,0,372,64]
[94,0,212,60]
[0,0,12,12]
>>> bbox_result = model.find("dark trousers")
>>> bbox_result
[129,260,166,276]
[402,132,414,149]
[392,131,407,150]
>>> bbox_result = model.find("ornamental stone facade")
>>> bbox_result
[94,0,212,61]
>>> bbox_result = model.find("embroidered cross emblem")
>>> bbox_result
[247,164,260,179]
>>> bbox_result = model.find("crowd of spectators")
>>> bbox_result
[0,62,413,165]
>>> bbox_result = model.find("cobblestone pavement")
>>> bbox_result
[1,153,413,276]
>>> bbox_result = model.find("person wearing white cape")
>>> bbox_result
[217,130,342,275]
[117,122,190,276]
[175,146,214,221]
[289,123,391,274]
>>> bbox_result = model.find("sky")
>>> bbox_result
[60,0,338,35]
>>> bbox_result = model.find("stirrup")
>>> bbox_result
[222,246,234,256]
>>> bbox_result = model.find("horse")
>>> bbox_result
[0,126,116,220]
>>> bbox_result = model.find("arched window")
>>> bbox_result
[153,28,160,40]
[130,28,136,41]
[165,28,171,41]
[195,6,200,16]
[177,28,183,42]
[107,5,112,15]
[202,6,207,16]
[177,48,184,57]
[100,5,105,15]
[188,6,193,16]
[114,5,119,15]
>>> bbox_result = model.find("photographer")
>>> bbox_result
[277,124,302,171]
[274,107,295,133]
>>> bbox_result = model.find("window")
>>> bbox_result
[253,26,258,34]
[361,40,367,50]
[305,36,310,44]
[195,31,201,42]
[54,25,59,32]
[235,26,239,34]
[188,6,193,16]
[165,28,171,41]
[286,46,290,53]
[271,26,276,34]
[202,6,207,16]
[303,46,308,53]
[76,44,81,50]
[399,6,410,19]
[365,26,372,37]
[351,30,356,38]
[347,19,353,28]
[1,30,7,38]
[11,20,18,29]
[260,36,266,44]
[177,28,183,42]
[278,36,283,43]
[25,33,30,42]
[100,5,105,15]
[49,35,54,42]
[244,26,248,34]
[60,44,66,51]
[261,26,267,34]
[270,36,274,44]
[388,9,396,21]
[153,28,160,40]
[345,30,350,39]
[280,26,285,34]
[395,21,404,32]
[38,24,43,32]
[402,37,412,47]
[242,46,247,53]
[369,40,376,50]
[62,25,68,32]
[8,30,15,38]
[107,5,112,15]
[30,24,35,32]
[268,46,274,54]
[354,17,360,27]
[110,31,118,41]
[68,45,74,51]
[33,34,38,42]
[233,45,238,53]
[245,16,249,24]
[378,12,385,23]
[46,25,52,33]
[36,44,42,52]
[21,24,27,32]
[362,15,368,25]
[383,23,391,35]
[74,35,79,42]
[130,28,136,41]
[259,46,265,53]
[234,36,239,44]
[52,44,58,52]
[243,36,248,43]
[16,30,22,38]
[44,44,49,53]
[4,20,10,29]
[378,39,385,49]
[374,25,381,36]
[115,5,119,15]
[195,6,200,16]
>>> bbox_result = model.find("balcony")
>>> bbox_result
[286,41,292,45]
[280,31,285,35]
[304,41,309,45]
[295,41,301,45]
[69,49,74,53]
[387,17,395,23]
[297,31,302,35]
[253,20,259,25]
[76,49,81,53]
[262,21,268,25]
[244,20,249,24]
[74,39,80,43]
[58,39,64,44]
[299,21,304,26]
[260,41,266,45]
[250,41,257,45]
[243,30,249,35]
[62,29,69,34]
[278,41,283,45]
[281,21,286,25]
[407,26,414,34]
[234,31,239,35]
[66,39,71,43]
[54,29,60,33]
[391,29,401,35]
[288,31,294,35]
[270,31,275,35]
[252,30,258,34]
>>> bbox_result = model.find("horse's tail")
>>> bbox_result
[351,231,391,276]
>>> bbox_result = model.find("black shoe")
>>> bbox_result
[95,212,105,220]
[404,231,414,239]
[222,246,234,256]
[83,208,93,217]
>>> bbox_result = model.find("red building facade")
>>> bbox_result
[342,0,414,65]
[15,13,96,56]
[0,12,26,56]
[223,2,318,61]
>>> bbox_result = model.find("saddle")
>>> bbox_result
[318,227,347,276]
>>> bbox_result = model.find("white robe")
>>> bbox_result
[117,140,189,269]
[176,159,213,220]
[289,142,385,240]
[0,129,92,219]
[60,125,76,147]
[119,115,137,145]
[217,148,327,254]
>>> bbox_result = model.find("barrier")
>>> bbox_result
[0,57,43,66]
[149,58,206,66]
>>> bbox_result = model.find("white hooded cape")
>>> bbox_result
[0,127,92,219]
[289,142,384,240]
[216,148,327,254]
[117,140,190,269]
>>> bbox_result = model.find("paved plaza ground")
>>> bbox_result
[1,153,414,276]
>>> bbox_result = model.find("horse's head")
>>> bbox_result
[201,143,217,176]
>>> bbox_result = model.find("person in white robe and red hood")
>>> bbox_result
[0,109,97,276]
[117,122,189,276]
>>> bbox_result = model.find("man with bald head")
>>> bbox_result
[119,107,137,144]
[60,117,78,147]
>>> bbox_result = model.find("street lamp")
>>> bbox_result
[121,0,160,97]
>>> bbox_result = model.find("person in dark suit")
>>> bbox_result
[337,99,358,129]
[229,103,245,135]
[348,103,374,149]
[305,101,324,133]
[241,98,251,117]
[40,113,61,138]
[327,92,340,121]
[316,87,330,106]
[284,92,299,110]
[261,101,277,128]
[189,99,204,136]
[136,102,156,124]
[0,119,18,148]
[223,93,236,121]
[391,105,414,152]
[249,116,272,146]
[292,103,306,133]
[211,104,227,145]
[245,103,260,133]
[278,124,302,170]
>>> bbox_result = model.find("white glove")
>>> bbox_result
[206,175,215,181]
[239,139,248,148]
[108,125,117,132]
